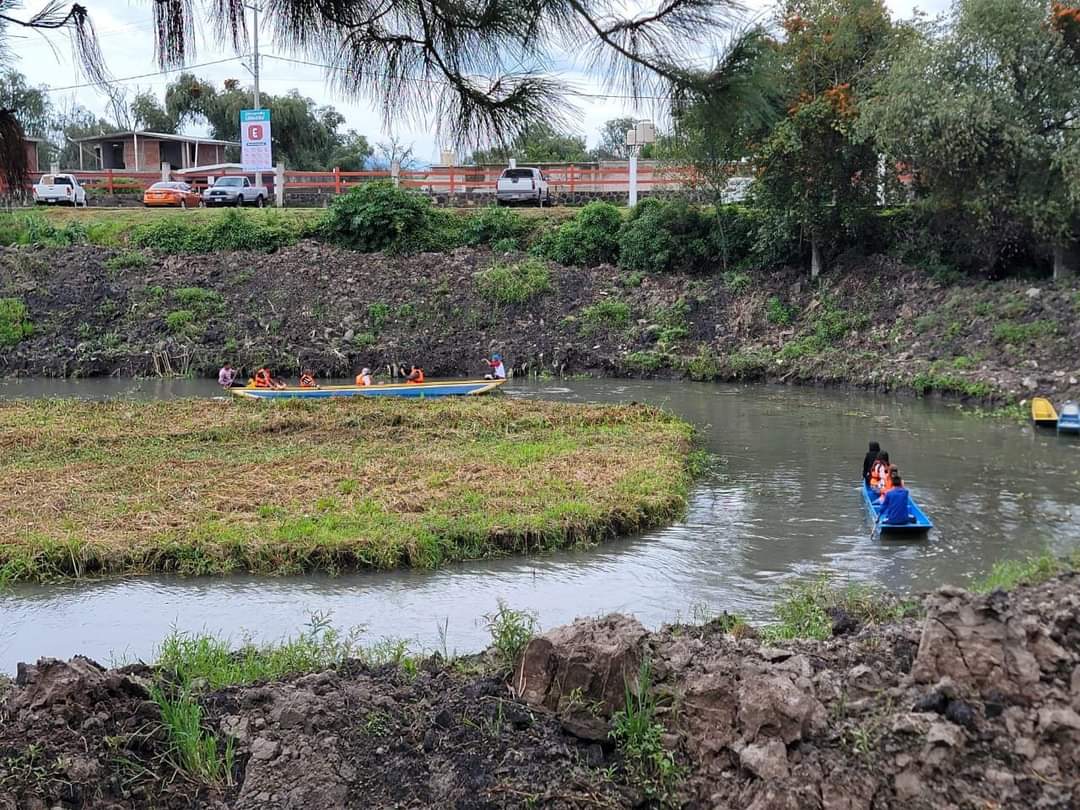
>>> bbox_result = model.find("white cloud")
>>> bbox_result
[8,0,955,156]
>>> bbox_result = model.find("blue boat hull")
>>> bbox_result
[231,379,505,400]
[1057,416,1080,434]
[861,481,933,535]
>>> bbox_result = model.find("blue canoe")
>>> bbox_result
[1057,401,1080,435]
[861,481,933,536]
[231,379,506,400]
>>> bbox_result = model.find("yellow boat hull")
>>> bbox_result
[1031,396,1058,427]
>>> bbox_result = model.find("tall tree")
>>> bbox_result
[470,123,587,163]
[130,90,179,133]
[860,0,1080,277]
[591,117,638,160]
[0,69,50,136]
[753,0,899,277]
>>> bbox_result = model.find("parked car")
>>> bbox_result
[143,181,201,208]
[32,174,87,207]
[495,167,550,205]
[720,176,754,203]
[202,176,270,207]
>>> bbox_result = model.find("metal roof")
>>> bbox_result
[72,131,238,147]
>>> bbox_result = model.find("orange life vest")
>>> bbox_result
[869,460,887,489]
[356,374,372,386]
[407,368,425,384]
[299,373,316,388]
[254,369,272,388]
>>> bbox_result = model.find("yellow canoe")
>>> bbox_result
[1031,396,1058,427]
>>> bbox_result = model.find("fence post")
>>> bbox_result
[275,163,285,208]
[161,162,170,183]
[391,161,400,187]
[448,167,455,198]
[107,169,114,195]
[334,166,341,195]
[569,164,575,197]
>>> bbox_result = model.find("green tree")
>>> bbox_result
[130,90,178,134]
[860,0,1080,277]
[591,118,638,160]
[328,131,374,171]
[470,123,588,164]
[52,105,120,169]
[0,69,50,136]
[754,0,899,277]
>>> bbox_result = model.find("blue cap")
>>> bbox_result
[493,353,502,360]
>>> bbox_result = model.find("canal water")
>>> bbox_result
[2,378,1078,673]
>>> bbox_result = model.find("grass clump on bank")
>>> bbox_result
[761,574,915,642]
[0,297,33,347]
[0,398,695,584]
[475,257,551,305]
[971,550,1079,593]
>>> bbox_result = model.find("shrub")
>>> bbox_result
[462,205,529,248]
[323,181,434,253]
[475,257,552,305]
[86,177,145,197]
[173,287,225,319]
[623,350,667,373]
[618,198,717,274]
[722,270,751,294]
[132,210,299,253]
[992,320,1057,345]
[0,215,89,247]
[484,600,537,670]
[579,298,631,335]
[0,298,33,346]
[105,250,151,272]
[165,309,196,334]
[766,296,795,325]
[533,201,622,266]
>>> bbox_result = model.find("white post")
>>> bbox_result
[508,158,517,169]
[390,160,400,187]
[628,153,638,207]
[275,162,285,208]
[133,132,139,172]
[50,162,59,175]
[161,162,170,182]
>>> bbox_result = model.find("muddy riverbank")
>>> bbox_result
[2,243,1079,403]
[2,571,1077,809]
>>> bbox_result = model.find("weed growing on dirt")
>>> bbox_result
[766,296,796,325]
[150,684,235,787]
[462,205,530,248]
[722,270,751,294]
[971,551,1078,593]
[680,347,723,381]
[132,209,301,253]
[622,350,667,373]
[0,298,33,347]
[475,258,552,305]
[579,299,631,336]
[761,574,913,642]
[156,613,362,690]
[910,372,992,399]
[611,660,681,804]
[992,320,1057,345]
[484,600,538,669]
[104,250,151,273]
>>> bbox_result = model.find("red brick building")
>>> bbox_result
[24,137,41,175]
[70,131,236,171]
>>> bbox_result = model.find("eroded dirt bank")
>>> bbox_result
[2,243,1079,402]
[2,574,1077,809]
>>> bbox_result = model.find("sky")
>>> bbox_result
[5,0,952,162]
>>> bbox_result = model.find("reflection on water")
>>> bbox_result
[2,377,1079,672]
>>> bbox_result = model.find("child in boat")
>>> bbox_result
[869,451,890,491]
[403,364,425,384]
[482,353,506,380]
[299,369,318,388]
[877,465,903,503]
[355,367,373,386]
[878,470,914,525]
[861,441,880,484]
[252,367,287,389]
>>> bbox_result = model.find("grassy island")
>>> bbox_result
[0,397,695,583]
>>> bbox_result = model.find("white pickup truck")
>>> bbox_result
[32,174,87,206]
[495,167,550,205]
[202,176,270,207]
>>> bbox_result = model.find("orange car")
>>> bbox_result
[143,181,201,208]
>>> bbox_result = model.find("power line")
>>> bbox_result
[38,56,244,92]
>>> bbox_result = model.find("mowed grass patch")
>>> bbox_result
[0,397,695,583]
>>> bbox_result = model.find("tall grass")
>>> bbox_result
[151,684,235,786]
[761,574,913,642]
[484,600,537,669]
[971,550,1078,593]
[611,660,681,803]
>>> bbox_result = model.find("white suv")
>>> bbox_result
[495,167,550,205]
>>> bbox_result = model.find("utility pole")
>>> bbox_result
[244,2,263,187]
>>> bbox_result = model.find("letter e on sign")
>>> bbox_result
[248,124,264,141]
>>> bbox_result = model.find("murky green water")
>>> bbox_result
[2,378,1078,672]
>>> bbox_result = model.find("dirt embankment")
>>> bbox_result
[2,242,1079,402]
[2,574,1078,809]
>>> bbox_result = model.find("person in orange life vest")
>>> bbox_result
[355,367,373,386]
[869,451,890,491]
[253,367,274,388]
[404,364,425,384]
[877,465,903,503]
[299,369,318,388]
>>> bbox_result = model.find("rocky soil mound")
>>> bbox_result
[2,243,1078,402]
[2,574,1078,809]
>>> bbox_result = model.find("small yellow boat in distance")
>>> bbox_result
[1031,396,1058,428]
